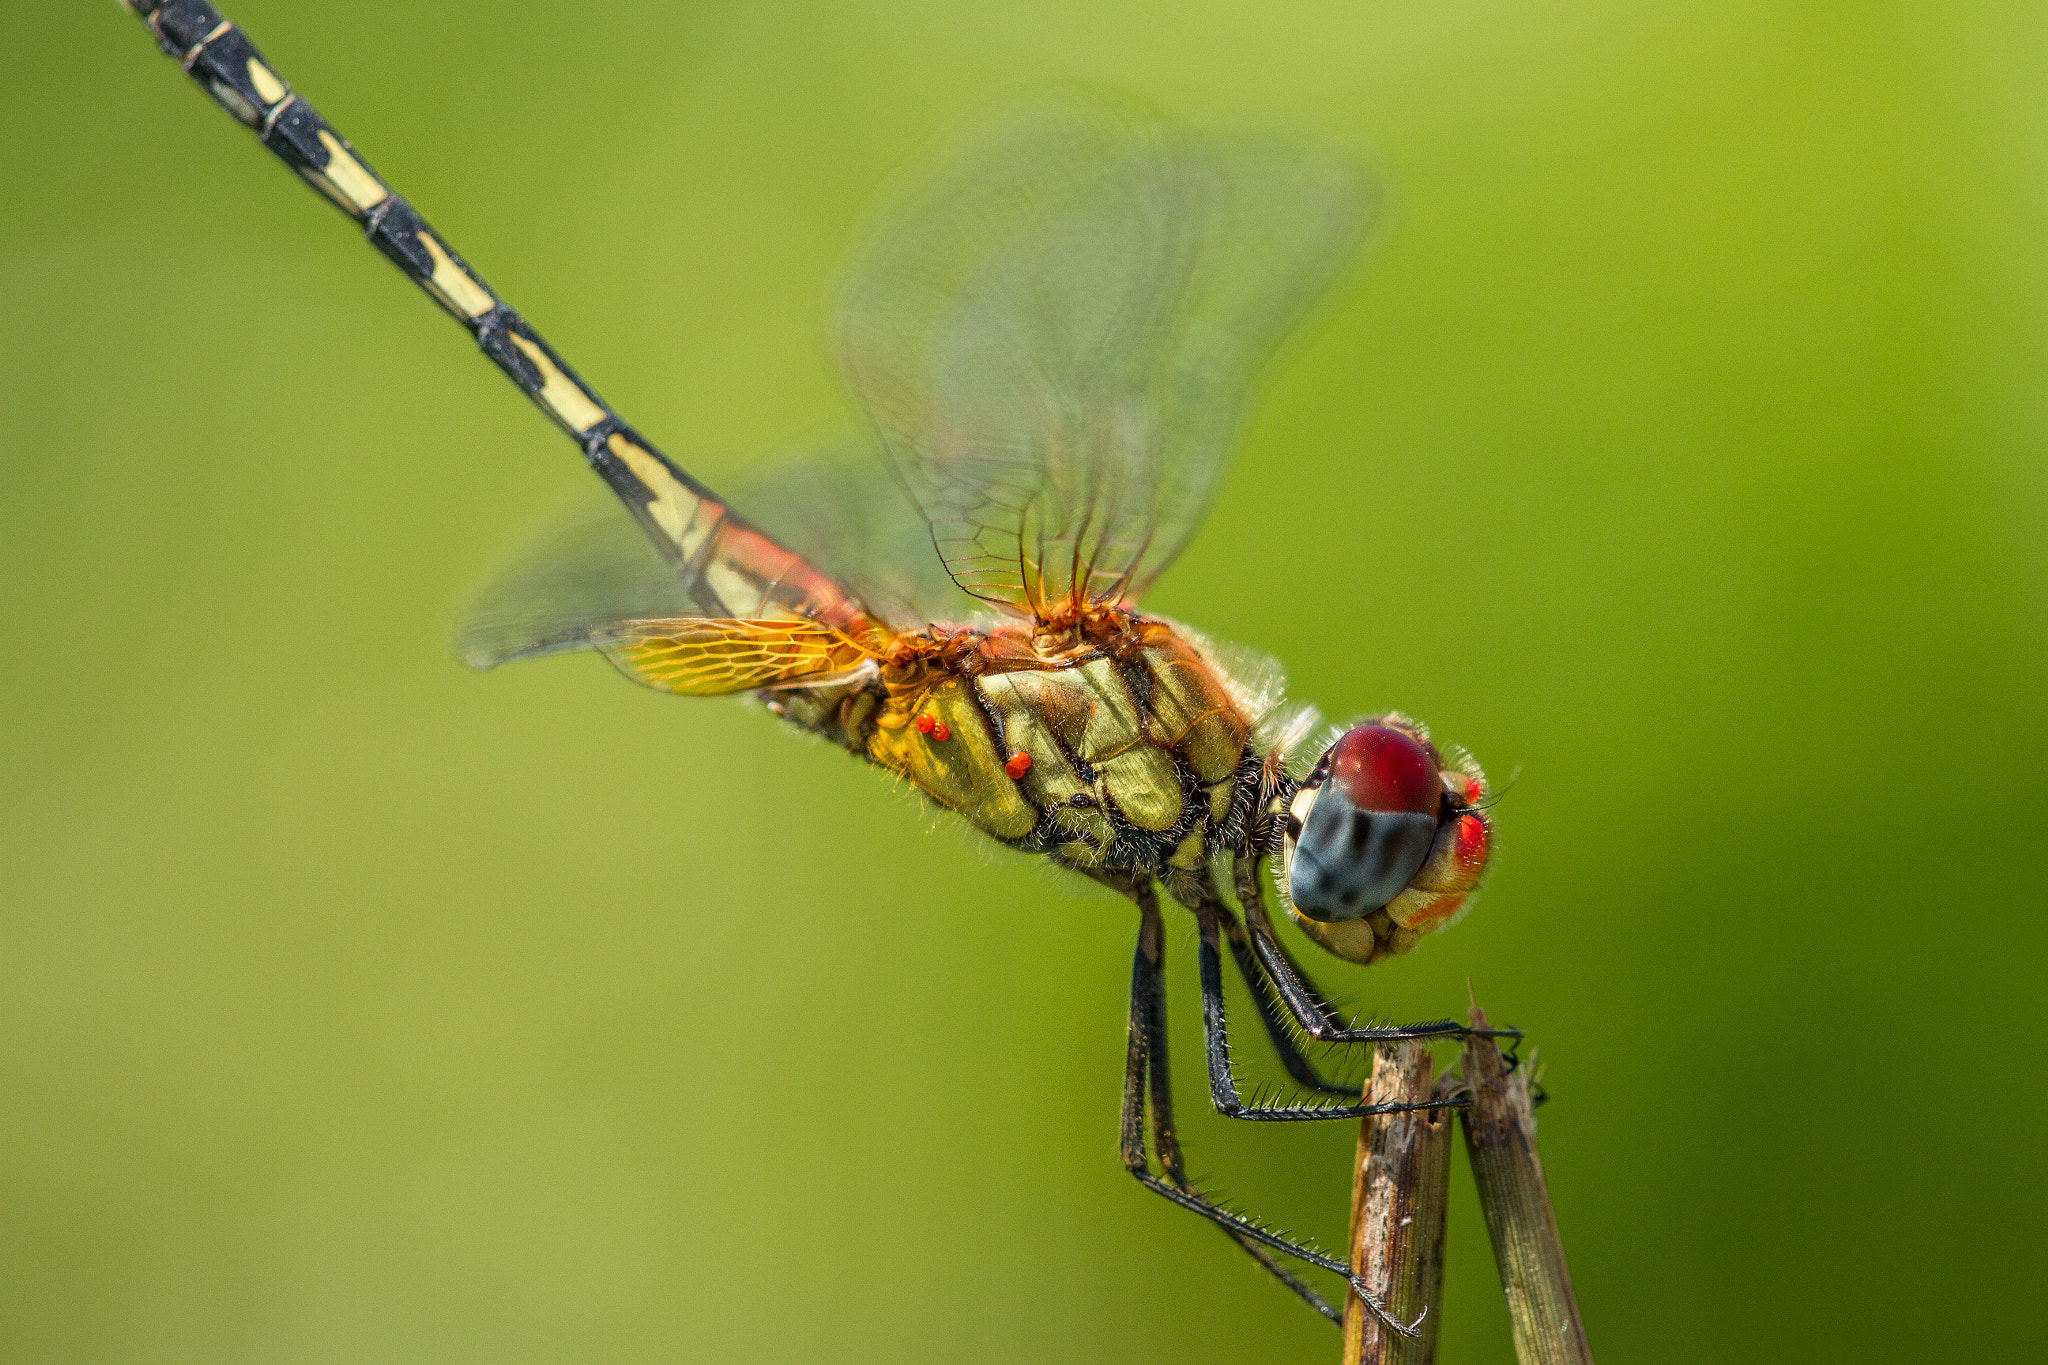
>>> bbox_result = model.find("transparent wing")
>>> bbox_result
[837,87,1369,618]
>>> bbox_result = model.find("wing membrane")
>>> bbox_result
[837,88,1368,617]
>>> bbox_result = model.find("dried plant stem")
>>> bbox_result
[1460,1005,1592,1365]
[1341,1041,1452,1365]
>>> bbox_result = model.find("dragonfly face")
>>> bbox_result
[1283,719,1494,965]
[127,0,1513,1332]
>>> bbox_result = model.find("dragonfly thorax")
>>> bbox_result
[774,610,1261,892]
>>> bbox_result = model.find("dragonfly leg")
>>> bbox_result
[1119,888,1422,1335]
[1193,905,1466,1123]
[1233,854,1521,1048]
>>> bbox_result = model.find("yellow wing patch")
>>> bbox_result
[595,619,877,696]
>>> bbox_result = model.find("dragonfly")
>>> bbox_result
[126,0,1510,1331]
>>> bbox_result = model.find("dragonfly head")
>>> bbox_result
[1281,717,1493,964]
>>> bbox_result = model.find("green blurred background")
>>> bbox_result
[6,2,2046,1360]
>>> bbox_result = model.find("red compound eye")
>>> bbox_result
[1329,725,1441,819]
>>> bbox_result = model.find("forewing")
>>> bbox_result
[837,88,1368,617]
